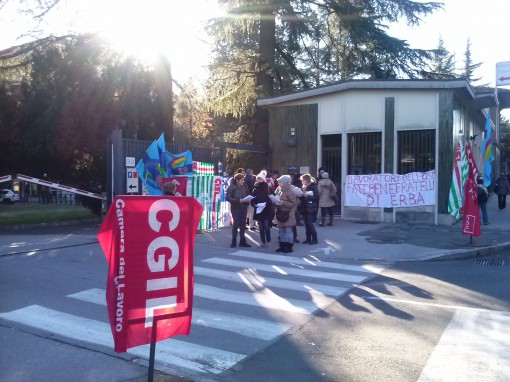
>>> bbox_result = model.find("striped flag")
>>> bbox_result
[187,175,220,230]
[448,139,468,219]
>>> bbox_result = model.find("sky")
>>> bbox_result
[0,0,224,84]
[0,0,509,89]
[389,0,510,88]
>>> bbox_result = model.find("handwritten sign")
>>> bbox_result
[344,170,435,208]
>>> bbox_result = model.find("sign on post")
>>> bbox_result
[496,61,510,86]
[126,157,136,167]
[126,168,139,193]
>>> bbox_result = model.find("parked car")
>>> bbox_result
[0,189,19,204]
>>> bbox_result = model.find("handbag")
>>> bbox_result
[275,208,290,222]
[330,186,338,204]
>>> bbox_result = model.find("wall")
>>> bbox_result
[268,104,318,176]
[265,87,487,225]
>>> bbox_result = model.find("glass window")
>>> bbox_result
[347,133,382,175]
[397,130,435,174]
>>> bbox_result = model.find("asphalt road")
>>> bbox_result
[1,224,510,381]
[223,252,510,382]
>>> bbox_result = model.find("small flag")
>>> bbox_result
[135,137,165,195]
[448,139,468,219]
[165,150,193,175]
[480,111,494,187]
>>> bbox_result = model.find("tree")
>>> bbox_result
[422,36,457,79]
[461,38,483,84]
[0,35,176,187]
[206,0,443,148]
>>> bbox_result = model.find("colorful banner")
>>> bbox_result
[135,133,166,195]
[165,150,193,175]
[481,111,494,188]
[344,170,436,208]
[97,196,203,352]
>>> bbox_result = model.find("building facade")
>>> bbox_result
[257,79,498,225]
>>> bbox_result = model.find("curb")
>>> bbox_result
[422,241,510,262]
[0,217,102,232]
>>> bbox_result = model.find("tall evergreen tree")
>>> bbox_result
[461,38,483,84]
[206,0,443,147]
[422,35,457,79]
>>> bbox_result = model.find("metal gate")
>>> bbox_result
[107,130,215,206]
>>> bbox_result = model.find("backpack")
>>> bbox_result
[477,185,488,204]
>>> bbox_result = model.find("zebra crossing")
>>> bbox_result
[0,250,384,377]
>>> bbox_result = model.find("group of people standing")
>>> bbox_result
[226,167,338,254]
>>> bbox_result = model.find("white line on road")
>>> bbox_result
[418,309,510,381]
[0,305,245,374]
[68,288,292,340]
[194,283,331,314]
[195,266,347,297]
[231,250,384,274]
[363,295,510,314]
[203,257,367,283]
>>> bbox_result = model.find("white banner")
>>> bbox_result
[344,170,436,208]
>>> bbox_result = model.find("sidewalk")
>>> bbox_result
[195,195,510,263]
[1,196,508,263]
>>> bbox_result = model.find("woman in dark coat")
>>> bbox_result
[495,173,510,210]
[300,173,319,245]
[226,173,252,248]
[251,172,273,248]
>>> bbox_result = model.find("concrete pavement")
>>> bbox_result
[1,195,508,263]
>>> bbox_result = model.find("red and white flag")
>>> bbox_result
[97,195,203,352]
[461,142,480,236]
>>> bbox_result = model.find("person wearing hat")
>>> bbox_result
[274,174,297,253]
[317,172,337,226]
[226,173,252,248]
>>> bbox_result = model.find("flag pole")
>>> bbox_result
[148,318,158,382]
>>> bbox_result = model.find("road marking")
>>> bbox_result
[418,309,510,381]
[203,257,367,283]
[232,250,382,274]
[68,288,291,340]
[195,266,347,297]
[363,295,510,313]
[194,284,330,314]
[0,305,245,375]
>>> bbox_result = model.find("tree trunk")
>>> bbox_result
[254,5,276,148]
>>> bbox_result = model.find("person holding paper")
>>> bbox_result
[251,172,273,248]
[300,173,319,245]
[226,173,251,248]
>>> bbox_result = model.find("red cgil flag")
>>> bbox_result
[461,142,480,236]
[97,195,203,352]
